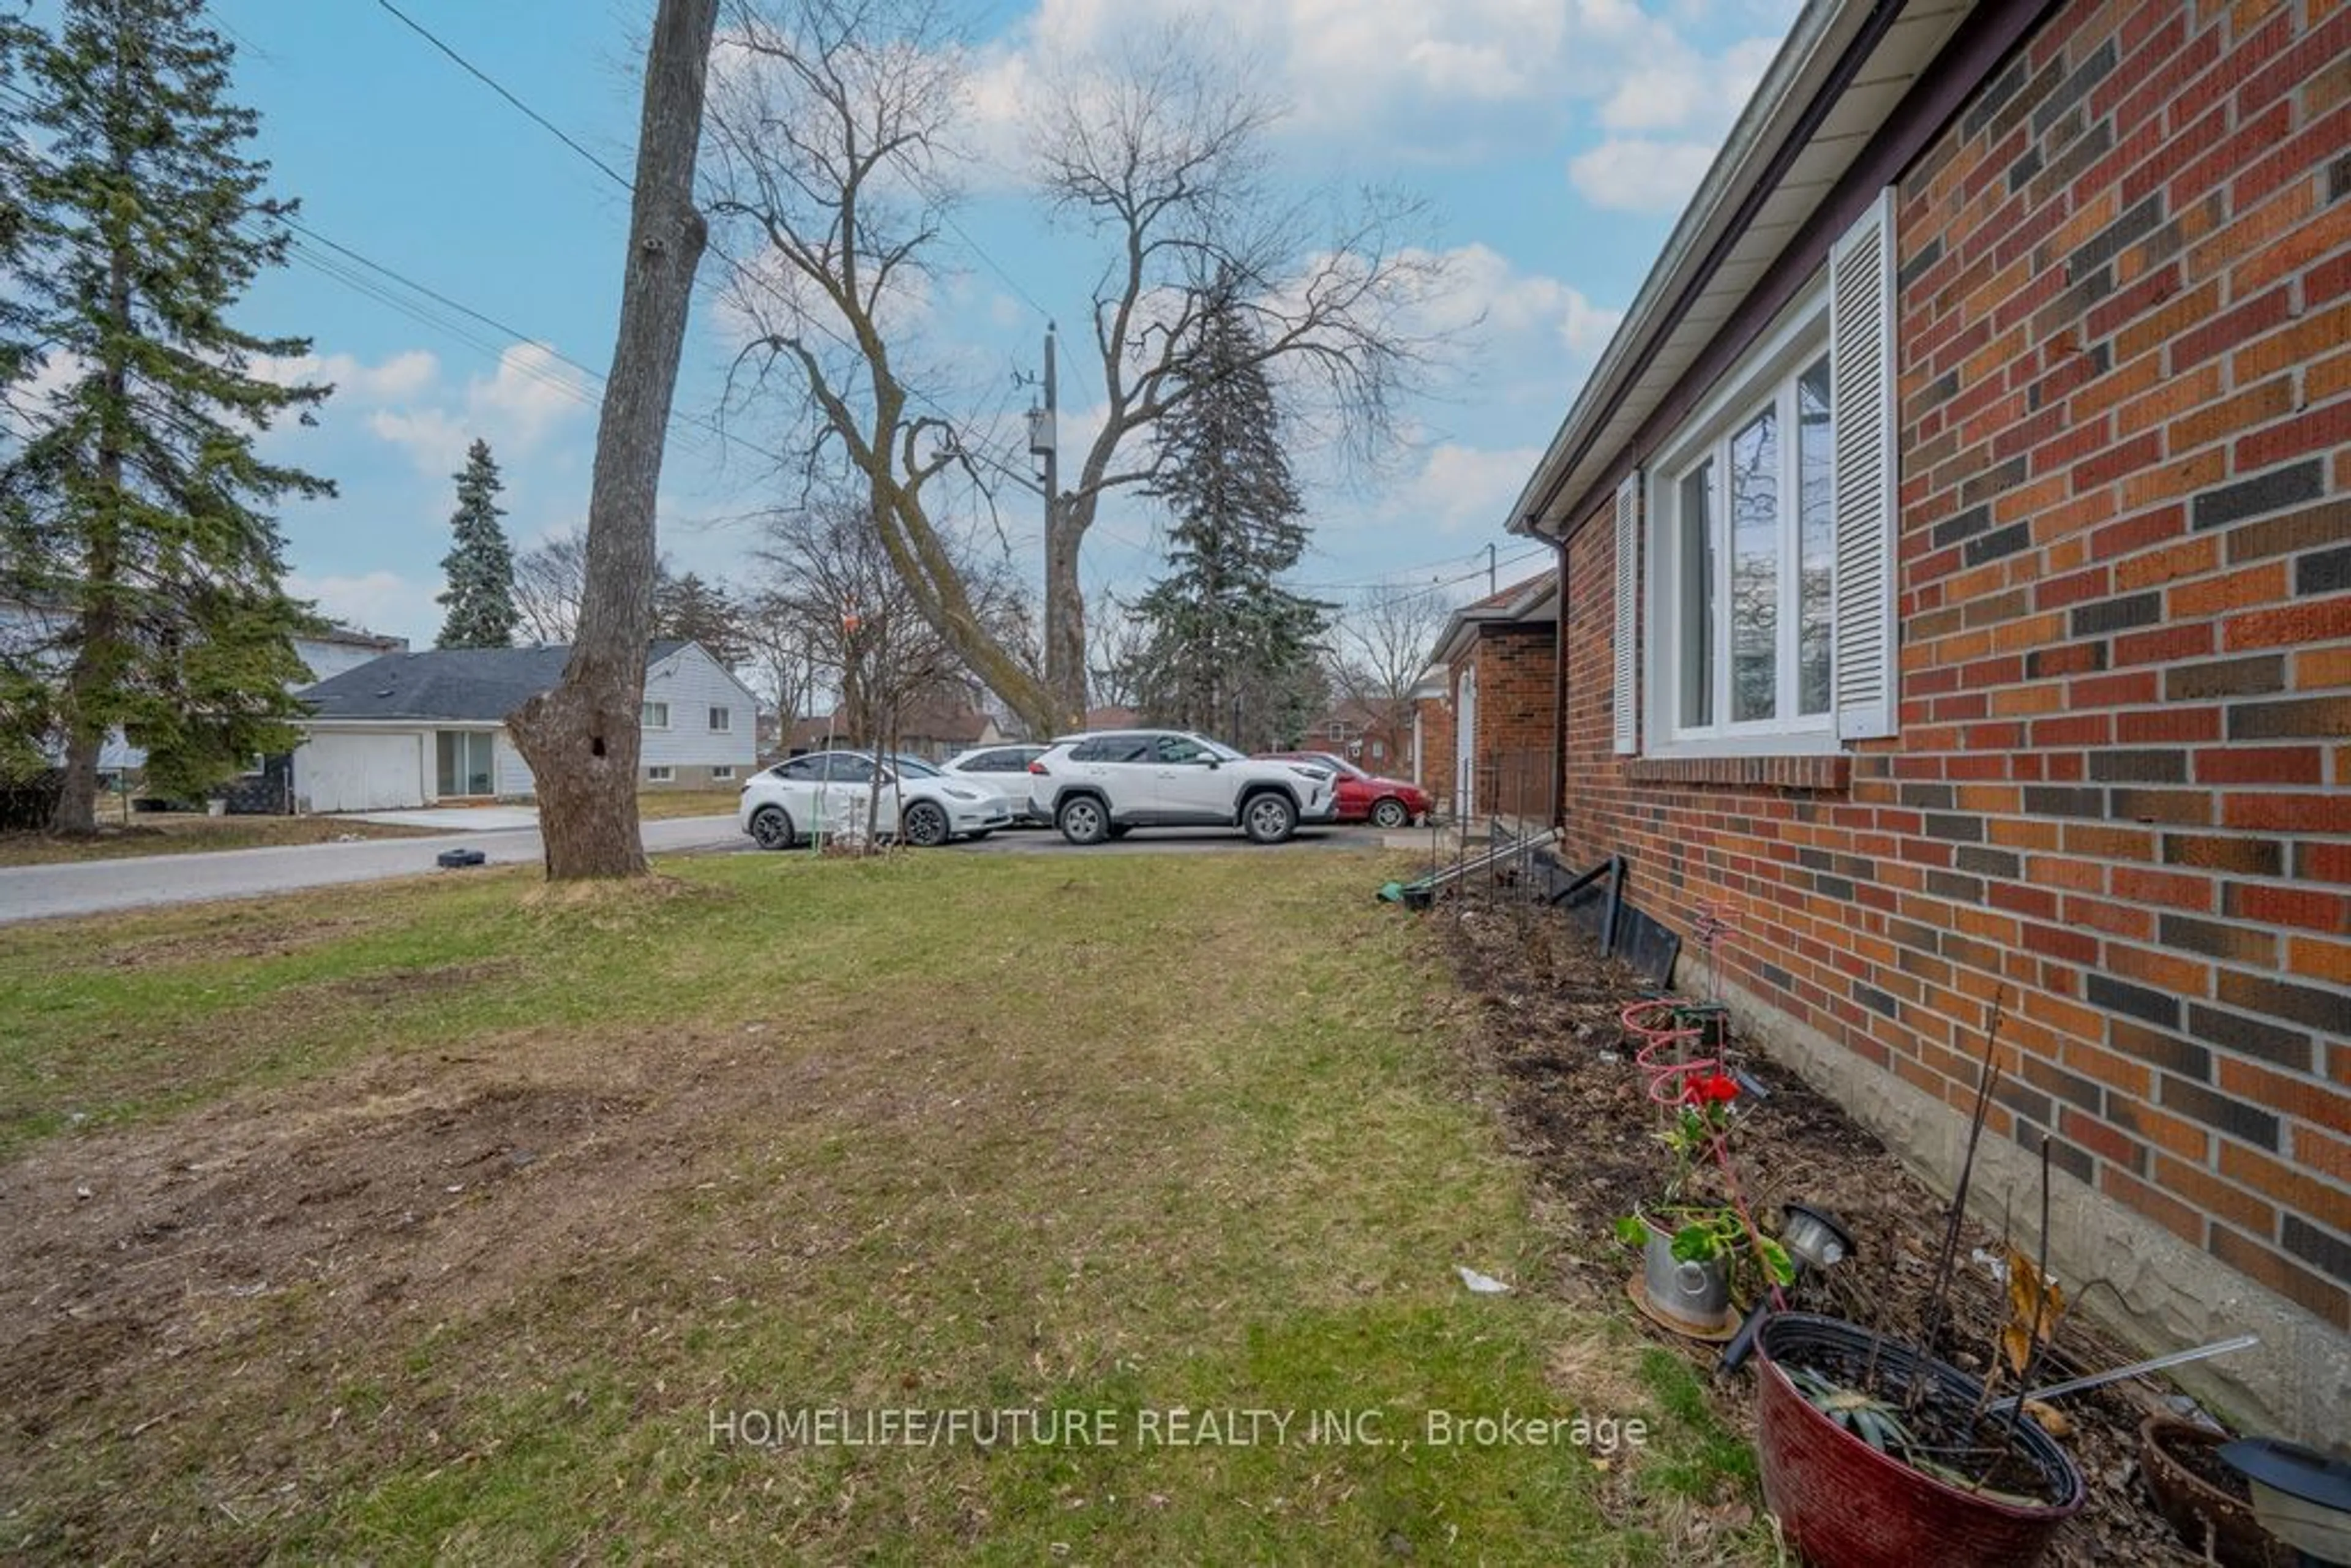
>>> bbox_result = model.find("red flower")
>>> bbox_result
[1682,1072,1739,1106]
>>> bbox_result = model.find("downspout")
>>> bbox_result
[1548,531,1570,832]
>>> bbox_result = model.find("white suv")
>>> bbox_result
[1024,730,1337,846]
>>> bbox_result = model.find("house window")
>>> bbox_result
[1660,353,1834,741]
[642,701,670,729]
[436,731,494,797]
[708,705,731,732]
[1636,190,1897,757]
[711,765,735,781]
[647,765,674,782]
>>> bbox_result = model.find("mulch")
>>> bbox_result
[1418,884,2221,1566]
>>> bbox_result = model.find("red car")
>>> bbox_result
[1254,751,1430,828]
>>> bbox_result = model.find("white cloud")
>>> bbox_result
[359,341,597,476]
[252,348,440,404]
[1408,242,1624,361]
[1397,443,1545,536]
[1569,137,1719,214]
[286,568,441,646]
[983,0,1772,157]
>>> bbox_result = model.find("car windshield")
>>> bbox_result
[1192,735,1246,762]
[1314,754,1367,779]
[887,755,942,777]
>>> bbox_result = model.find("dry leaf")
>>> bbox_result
[2000,1247,2067,1374]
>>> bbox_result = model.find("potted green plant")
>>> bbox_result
[1616,1069,1791,1335]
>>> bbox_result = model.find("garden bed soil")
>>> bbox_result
[1421,887,2219,1567]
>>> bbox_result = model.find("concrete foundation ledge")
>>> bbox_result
[1690,960,2350,1448]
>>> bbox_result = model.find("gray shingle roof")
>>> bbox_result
[299,640,690,722]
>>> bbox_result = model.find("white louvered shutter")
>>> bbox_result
[1613,471,1640,755]
[1831,187,1899,740]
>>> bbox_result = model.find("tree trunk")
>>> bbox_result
[506,0,717,880]
[50,190,138,838]
[1043,503,1087,731]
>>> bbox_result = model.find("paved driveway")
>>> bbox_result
[944,823,1408,856]
[0,814,745,926]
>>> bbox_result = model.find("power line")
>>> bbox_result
[370,0,634,193]
[358,6,1071,511]
[941,211,1052,321]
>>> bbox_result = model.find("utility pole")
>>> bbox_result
[1029,323,1063,723]
[1487,541,1497,598]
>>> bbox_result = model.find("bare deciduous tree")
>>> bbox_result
[1328,582,1452,749]
[751,495,1031,751]
[512,531,587,645]
[703,0,1450,735]
[506,0,718,880]
[1084,587,1147,710]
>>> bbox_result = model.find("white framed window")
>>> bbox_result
[436,731,495,797]
[711,765,735,781]
[642,701,670,729]
[708,705,731,732]
[647,765,674,782]
[1632,188,1898,759]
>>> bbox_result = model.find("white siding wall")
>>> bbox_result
[293,729,430,812]
[493,729,536,798]
[639,646,759,771]
[294,636,406,684]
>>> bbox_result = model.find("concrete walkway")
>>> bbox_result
[0,814,744,927]
[333,806,543,831]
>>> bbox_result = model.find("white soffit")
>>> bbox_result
[1508,0,1978,539]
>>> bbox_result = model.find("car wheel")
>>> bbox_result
[748,805,794,850]
[903,800,950,848]
[1056,794,1110,846]
[1242,791,1297,845]
[1370,797,1411,829]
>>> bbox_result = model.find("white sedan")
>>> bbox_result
[737,751,1011,850]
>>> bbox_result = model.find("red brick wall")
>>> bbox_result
[1416,692,1455,805]
[1471,625,1558,820]
[1561,0,2351,1332]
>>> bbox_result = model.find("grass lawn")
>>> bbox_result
[0,789,741,866]
[0,811,442,866]
[0,850,1766,1563]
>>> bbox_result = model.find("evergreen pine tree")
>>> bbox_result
[0,0,333,831]
[1132,280,1329,749]
[435,438,517,648]
[652,569,745,665]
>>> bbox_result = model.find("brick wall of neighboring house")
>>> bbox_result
[1467,624,1559,822]
[1416,692,1456,806]
[1559,0,2351,1379]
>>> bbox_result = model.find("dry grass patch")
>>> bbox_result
[1,851,1761,1564]
[0,813,440,866]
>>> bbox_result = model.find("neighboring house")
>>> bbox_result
[1498,0,2348,1440]
[1304,698,1411,773]
[1408,664,1450,805]
[891,700,1005,761]
[775,703,1005,761]
[294,625,410,685]
[292,639,756,811]
[1414,574,1558,820]
[0,598,406,775]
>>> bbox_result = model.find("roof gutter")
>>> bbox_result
[1506,0,1893,540]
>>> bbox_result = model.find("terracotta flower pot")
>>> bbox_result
[1754,1313,2085,1568]
[2139,1417,2292,1568]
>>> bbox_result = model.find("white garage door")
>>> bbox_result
[298,733,423,812]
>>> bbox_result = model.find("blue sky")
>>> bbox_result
[202,0,1801,651]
